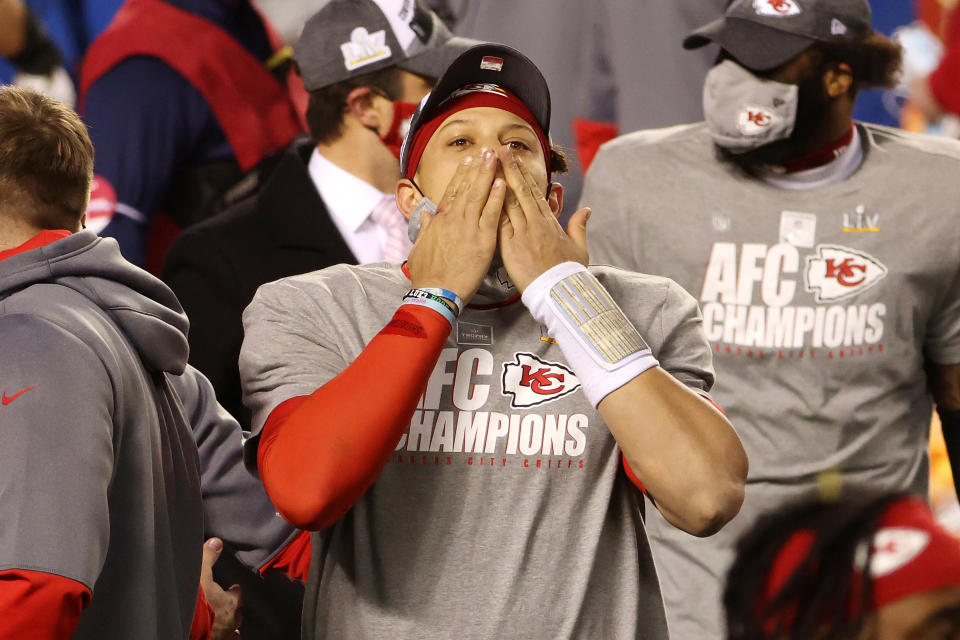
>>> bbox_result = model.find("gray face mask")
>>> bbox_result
[703,60,799,154]
[405,194,514,303]
[407,195,439,243]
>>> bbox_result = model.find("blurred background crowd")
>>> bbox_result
[4,1,960,638]
[2,0,957,531]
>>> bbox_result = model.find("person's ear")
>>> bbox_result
[823,63,853,98]
[396,179,420,220]
[546,182,564,218]
[345,86,389,133]
[79,189,91,231]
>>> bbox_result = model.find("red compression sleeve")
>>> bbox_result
[0,569,91,639]
[189,586,214,640]
[259,530,312,582]
[621,456,648,495]
[257,304,452,530]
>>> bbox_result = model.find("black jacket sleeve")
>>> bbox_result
[163,228,251,428]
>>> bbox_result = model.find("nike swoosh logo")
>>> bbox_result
[2,386,37,406]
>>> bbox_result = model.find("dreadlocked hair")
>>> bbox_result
[809,31,904,97]
[724,489,912,640]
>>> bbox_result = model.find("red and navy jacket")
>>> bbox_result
[79,0,304,272]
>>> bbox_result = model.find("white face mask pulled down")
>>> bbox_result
[703,60,800,154]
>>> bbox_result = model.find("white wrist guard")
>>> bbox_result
[522,262,659,406]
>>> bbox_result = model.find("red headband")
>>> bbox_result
[403,86,551,181]
[762,497,960,633]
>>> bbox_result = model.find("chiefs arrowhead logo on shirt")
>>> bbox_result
[805,245,887,303]
[738,105,778,135]
[502,353,580,409]
[753,0,802,16]
[860,528,930,577]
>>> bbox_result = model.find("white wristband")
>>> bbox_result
[521,262,659,406]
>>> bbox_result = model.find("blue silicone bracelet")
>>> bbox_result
[421,287,464,314]
[401,296,456,327]
[404,289,459,315]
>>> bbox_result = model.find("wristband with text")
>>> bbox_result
[418,287,464,314]
[405,289,459,315]
[401,296,457,328]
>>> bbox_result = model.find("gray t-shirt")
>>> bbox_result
[240,263,715,640]
[582,122,960,639]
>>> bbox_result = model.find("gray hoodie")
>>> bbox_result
[0,231,294,639]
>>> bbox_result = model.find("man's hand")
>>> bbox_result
[407,148,505,302]
[497,147,591,292]
[201,538,243,639]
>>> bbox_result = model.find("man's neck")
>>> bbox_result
[0,228,73,262]
[798,115,854,161]
[0,218,46,253]
[315,128,399,194]
[0,202,82,253]
[780,122,855,174]
[756,125,863,191]
[786,95,855,166]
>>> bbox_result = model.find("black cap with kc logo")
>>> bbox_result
[683,0,872,72]
[399,43,551,178]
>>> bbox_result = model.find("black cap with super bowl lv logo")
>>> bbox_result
[684,0,873,72]
[294,0,481,92]
[399,43,552,177]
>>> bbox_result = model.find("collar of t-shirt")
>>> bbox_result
[755,126,864,191]
[0,229,71,263]
[308,148,393,264]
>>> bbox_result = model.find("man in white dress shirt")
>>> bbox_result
[162,0,481,428]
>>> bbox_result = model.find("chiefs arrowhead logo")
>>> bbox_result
[753,0,802,16]
[738,105,779,135]
[804,245,887,303]
[501,353,580,409]
[856,528,930,577]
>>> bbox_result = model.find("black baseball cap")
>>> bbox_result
[295,0,481,92]
[684,0,872,72]
[400,43,551,178]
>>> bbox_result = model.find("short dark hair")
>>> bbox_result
[549,144,569,176]
[0,86,93,229]
[810,31,903,96]
[724,489,909,640]
[305,66,405,144]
